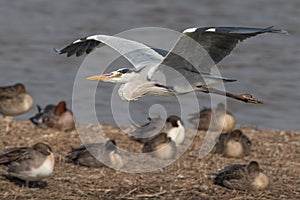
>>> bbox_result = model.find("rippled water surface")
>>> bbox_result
[0,0,299,130]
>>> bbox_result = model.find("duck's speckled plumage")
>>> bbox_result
[66,140,123,169]
[0,143,54,184]
[214,161,269,191]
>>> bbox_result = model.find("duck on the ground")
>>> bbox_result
[0,83,34,117]
[30,101,75,131]
[66,139,123,169]
[189,103,235,132]
[0,143,54,187]
[212,129,252,158]
[214,161,269,191]
[142,132,176,160]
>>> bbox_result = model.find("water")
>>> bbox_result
[0,0,299,130]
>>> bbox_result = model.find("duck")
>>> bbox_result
[0,143,54,187]
[30,101,75,131]
[130,115,185,145]
[142,132,176,160]
[189,103,235,132]
[66,139,123,169]
[212,129,252,158]
[214,161,269,191]
[0,83,34,117]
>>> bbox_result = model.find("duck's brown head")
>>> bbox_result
[216,103,225,112]
[229,129,243,140]
[54,101,67,116]
[33,143,53,156]
[247,161,260,174]
[14,83,26,93]
[225,129,252,157]
[248,161,269,190]
[232,130,252,155]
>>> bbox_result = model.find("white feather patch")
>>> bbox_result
[86,35,100,41]
[205,28,216,32]
[73,39,82,44]
[167,120,185,145]
[183,27,197,33]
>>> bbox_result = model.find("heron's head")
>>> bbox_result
[86,68,135,83]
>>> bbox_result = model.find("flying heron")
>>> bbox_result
[55,26,287,103]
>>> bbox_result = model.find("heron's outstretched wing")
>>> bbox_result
[55,35,163,68]
[152,26,287,75]
[182,26,287,65]
[149,26,287,88]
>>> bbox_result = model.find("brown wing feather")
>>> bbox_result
[0,147,33,165]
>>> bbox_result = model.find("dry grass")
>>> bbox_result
[0,118,299,199]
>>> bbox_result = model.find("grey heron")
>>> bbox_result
[55,26,287,103]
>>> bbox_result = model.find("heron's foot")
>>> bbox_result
[239,94,263,104]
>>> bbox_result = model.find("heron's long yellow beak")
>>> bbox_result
[86,74,111,81]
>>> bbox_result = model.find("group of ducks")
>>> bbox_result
[0,82,269,191]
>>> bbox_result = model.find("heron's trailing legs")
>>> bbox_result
[198,87,263,104]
